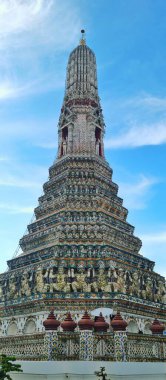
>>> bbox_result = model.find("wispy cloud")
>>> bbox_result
[0,175,41,189]
[103,92,166,149]
[0,0,82,100]
[0,203,34,214]
[0,161,48,189]
[105,121,166,149]
[118,175,157,209]
[141,230,166,244]
[125,94,166,110]
[140,228,166,277]
[0,81,19,100]
[35,141,57,149]
[0,155,9,162]
[0,119,57,145]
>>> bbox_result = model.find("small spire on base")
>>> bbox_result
[80,29,86,45]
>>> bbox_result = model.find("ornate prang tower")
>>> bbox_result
[0,31,166,364]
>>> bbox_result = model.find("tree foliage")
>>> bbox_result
[0,355,22,380]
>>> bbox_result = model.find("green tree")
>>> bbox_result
[0,355,22,380]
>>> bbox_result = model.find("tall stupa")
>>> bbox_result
[0,31,166,370]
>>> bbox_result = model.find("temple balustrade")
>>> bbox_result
[0,331,165,362]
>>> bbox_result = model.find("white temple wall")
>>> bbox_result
[0,311,48,336]
[10,361,166,380]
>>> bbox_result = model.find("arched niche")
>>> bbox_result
[61,126,68,156]
[24,319,36,334]
[95,127,102,156]
[7,321,18,336]
[127,320,139,334]
[144,322,152,335]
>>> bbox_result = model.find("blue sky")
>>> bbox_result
[0,0,166,277]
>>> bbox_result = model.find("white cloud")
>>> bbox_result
[105,121,166,149]
[0,162,48,189]
[103,92,166,149]
[0,175,41,188]
[125,94,166,110]
[35,141,57,149]
[0,0,80,51]
[0,81,17,100]
[0,118,57,144]
[118,175,157,210]
[0,203,34,214]
[139,229,166,277]
[0,0,82,100]
[140,231,166,244]
[0,155,9,161]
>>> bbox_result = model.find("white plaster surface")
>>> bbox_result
[10,361,166,380]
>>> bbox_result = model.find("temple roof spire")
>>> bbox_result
[80,29,86,45]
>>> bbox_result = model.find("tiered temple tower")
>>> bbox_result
[0,32,166,364]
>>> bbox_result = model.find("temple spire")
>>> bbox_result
[80,29,86,45]
[57,34,105,158]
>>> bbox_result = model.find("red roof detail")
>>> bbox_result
[150,318,165,335]
[94,312,109,332]
[43,309,60,331]
[78,311,94,330]
[111,312,127,331]
[61,312,77,332]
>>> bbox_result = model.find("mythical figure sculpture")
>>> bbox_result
[8,276,17,299]
[21,272,31,297]
[62,137,67,155]
[108,265,118,292]
[96,268,111,292]
[35,269,47,293]
[47,268,56,292]
[0,282,4,301]
[72,269,89,292]
[142,276,153,301]
[154,280,166,303]
[54,267,70,292]
[129,271,141,297]
[114,269,127,293]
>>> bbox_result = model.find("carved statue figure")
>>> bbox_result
[21,272,31,297]
[48,268,56,292]
[72,269,89,292]
[95,139,101,155]
[142,276,153,301]
[129,271,141,297]
[114,269,126,293]
[8,276,18,299]
[108,266,118,292]
[54,267,70,292]
[96,268,111,292]
[62,137,67,155]
[35,269,47,293]
[0,283,4,301]
[154,280,166,303]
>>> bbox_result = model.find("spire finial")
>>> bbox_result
[80,29,86,45]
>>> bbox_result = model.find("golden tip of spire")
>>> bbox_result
[80,29,86,45]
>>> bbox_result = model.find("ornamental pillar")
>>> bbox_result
[78,311,94,360]
[111,312,128,362]
[43,309,60,360]
[44,331,58,361]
